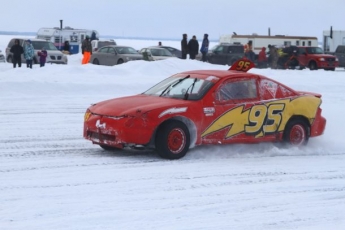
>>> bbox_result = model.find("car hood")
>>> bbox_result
[89,94,192,116]
[306,54,336,58]
[153,56,177,60]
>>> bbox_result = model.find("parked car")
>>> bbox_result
[326,45,345,68]
[91,39,116,52]
[207,43,244,65]
[0,49,5,63]
[140,47,178,61]
[83,59,326,159]
[297,46,338,70]
[5,38,68,64]
[90,45,143,66]
[150,46,182,58]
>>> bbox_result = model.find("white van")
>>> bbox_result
[6,38,68,64]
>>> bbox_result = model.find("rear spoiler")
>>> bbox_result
[229,58,255,72]
[297,91,322,98]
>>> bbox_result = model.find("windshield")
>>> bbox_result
[143,75,215,100]
[115,46,138,54]
[150,48,172,57]
[31,41,58,50]
[306,47,324,54]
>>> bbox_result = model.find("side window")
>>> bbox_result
[108,48,115,54]
[99,47,108,53]
[8,39,15,48]
[217,79,257,102]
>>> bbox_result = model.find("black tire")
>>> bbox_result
[283,119,309,146]
[308,61,317,70]
[325,68,335,71]
[93,58,99,65]
[7,56,13,63]
[117,59,124,65]
[100,144,122,151]
[155,120,190,159]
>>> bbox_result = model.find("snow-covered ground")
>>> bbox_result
[1,35,345,230]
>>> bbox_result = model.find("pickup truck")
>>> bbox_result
[326,45,345,68]
[297,46,338,71]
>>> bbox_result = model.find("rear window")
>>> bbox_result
[228,46,244,53]
[31,41,58,51]
[98,41,116,48]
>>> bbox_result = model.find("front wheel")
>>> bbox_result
[155,120,190,159]
[93,58,99,65]
[283,119,309,146]
[309,61,318,70]
[117,59,124,65]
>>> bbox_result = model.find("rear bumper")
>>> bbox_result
[310,108,326,137]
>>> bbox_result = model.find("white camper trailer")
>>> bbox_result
[36,27,99,54]
[323,30,345,52]
[219,34,318,54]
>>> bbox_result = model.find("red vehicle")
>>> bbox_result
[297,46,338,70]
[83,59,326,159]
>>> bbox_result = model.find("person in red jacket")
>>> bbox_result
[258,47,268,68]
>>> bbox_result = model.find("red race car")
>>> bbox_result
[83,59,326,159]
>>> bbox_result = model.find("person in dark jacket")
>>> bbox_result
[37,47,48,67]
[90,31,97,41]
[10,39,24,68]
[188,35,199,60]
[200,34,209,62]
[81,35,92,64]
[181,34,188,59]
[63,41,71,54]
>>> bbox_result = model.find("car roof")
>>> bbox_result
[218,43,244,46]
[178,69,268,80]
[103,45,132,48]
[12,38,48,42]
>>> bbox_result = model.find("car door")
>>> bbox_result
[297,47,308,67]
[212,45,226,64]
[96,47,109,65]
[201,77,264,144]
[338,46,345,67]
[107,47,118,66]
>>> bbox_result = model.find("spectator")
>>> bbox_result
[158,41,162,46]
[90,31,97,41]
[200,33,209,62]
[269,45,278,69]
[9,39,24,68]
[181,34,188,59]
[62,41,71,55]
[37,47,48,67]
[23,40,35,69]
[188,35,199,60]
[258,47,268,68]
[81,35,92,64]
[244,40,255,61]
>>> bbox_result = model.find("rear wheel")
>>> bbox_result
[308,61,318,70]
[7,56,13,63]
[93,58,99,65]
[283,119,309,146]
[155,120,190,159]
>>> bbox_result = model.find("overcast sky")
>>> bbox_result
[1,0,344,41]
